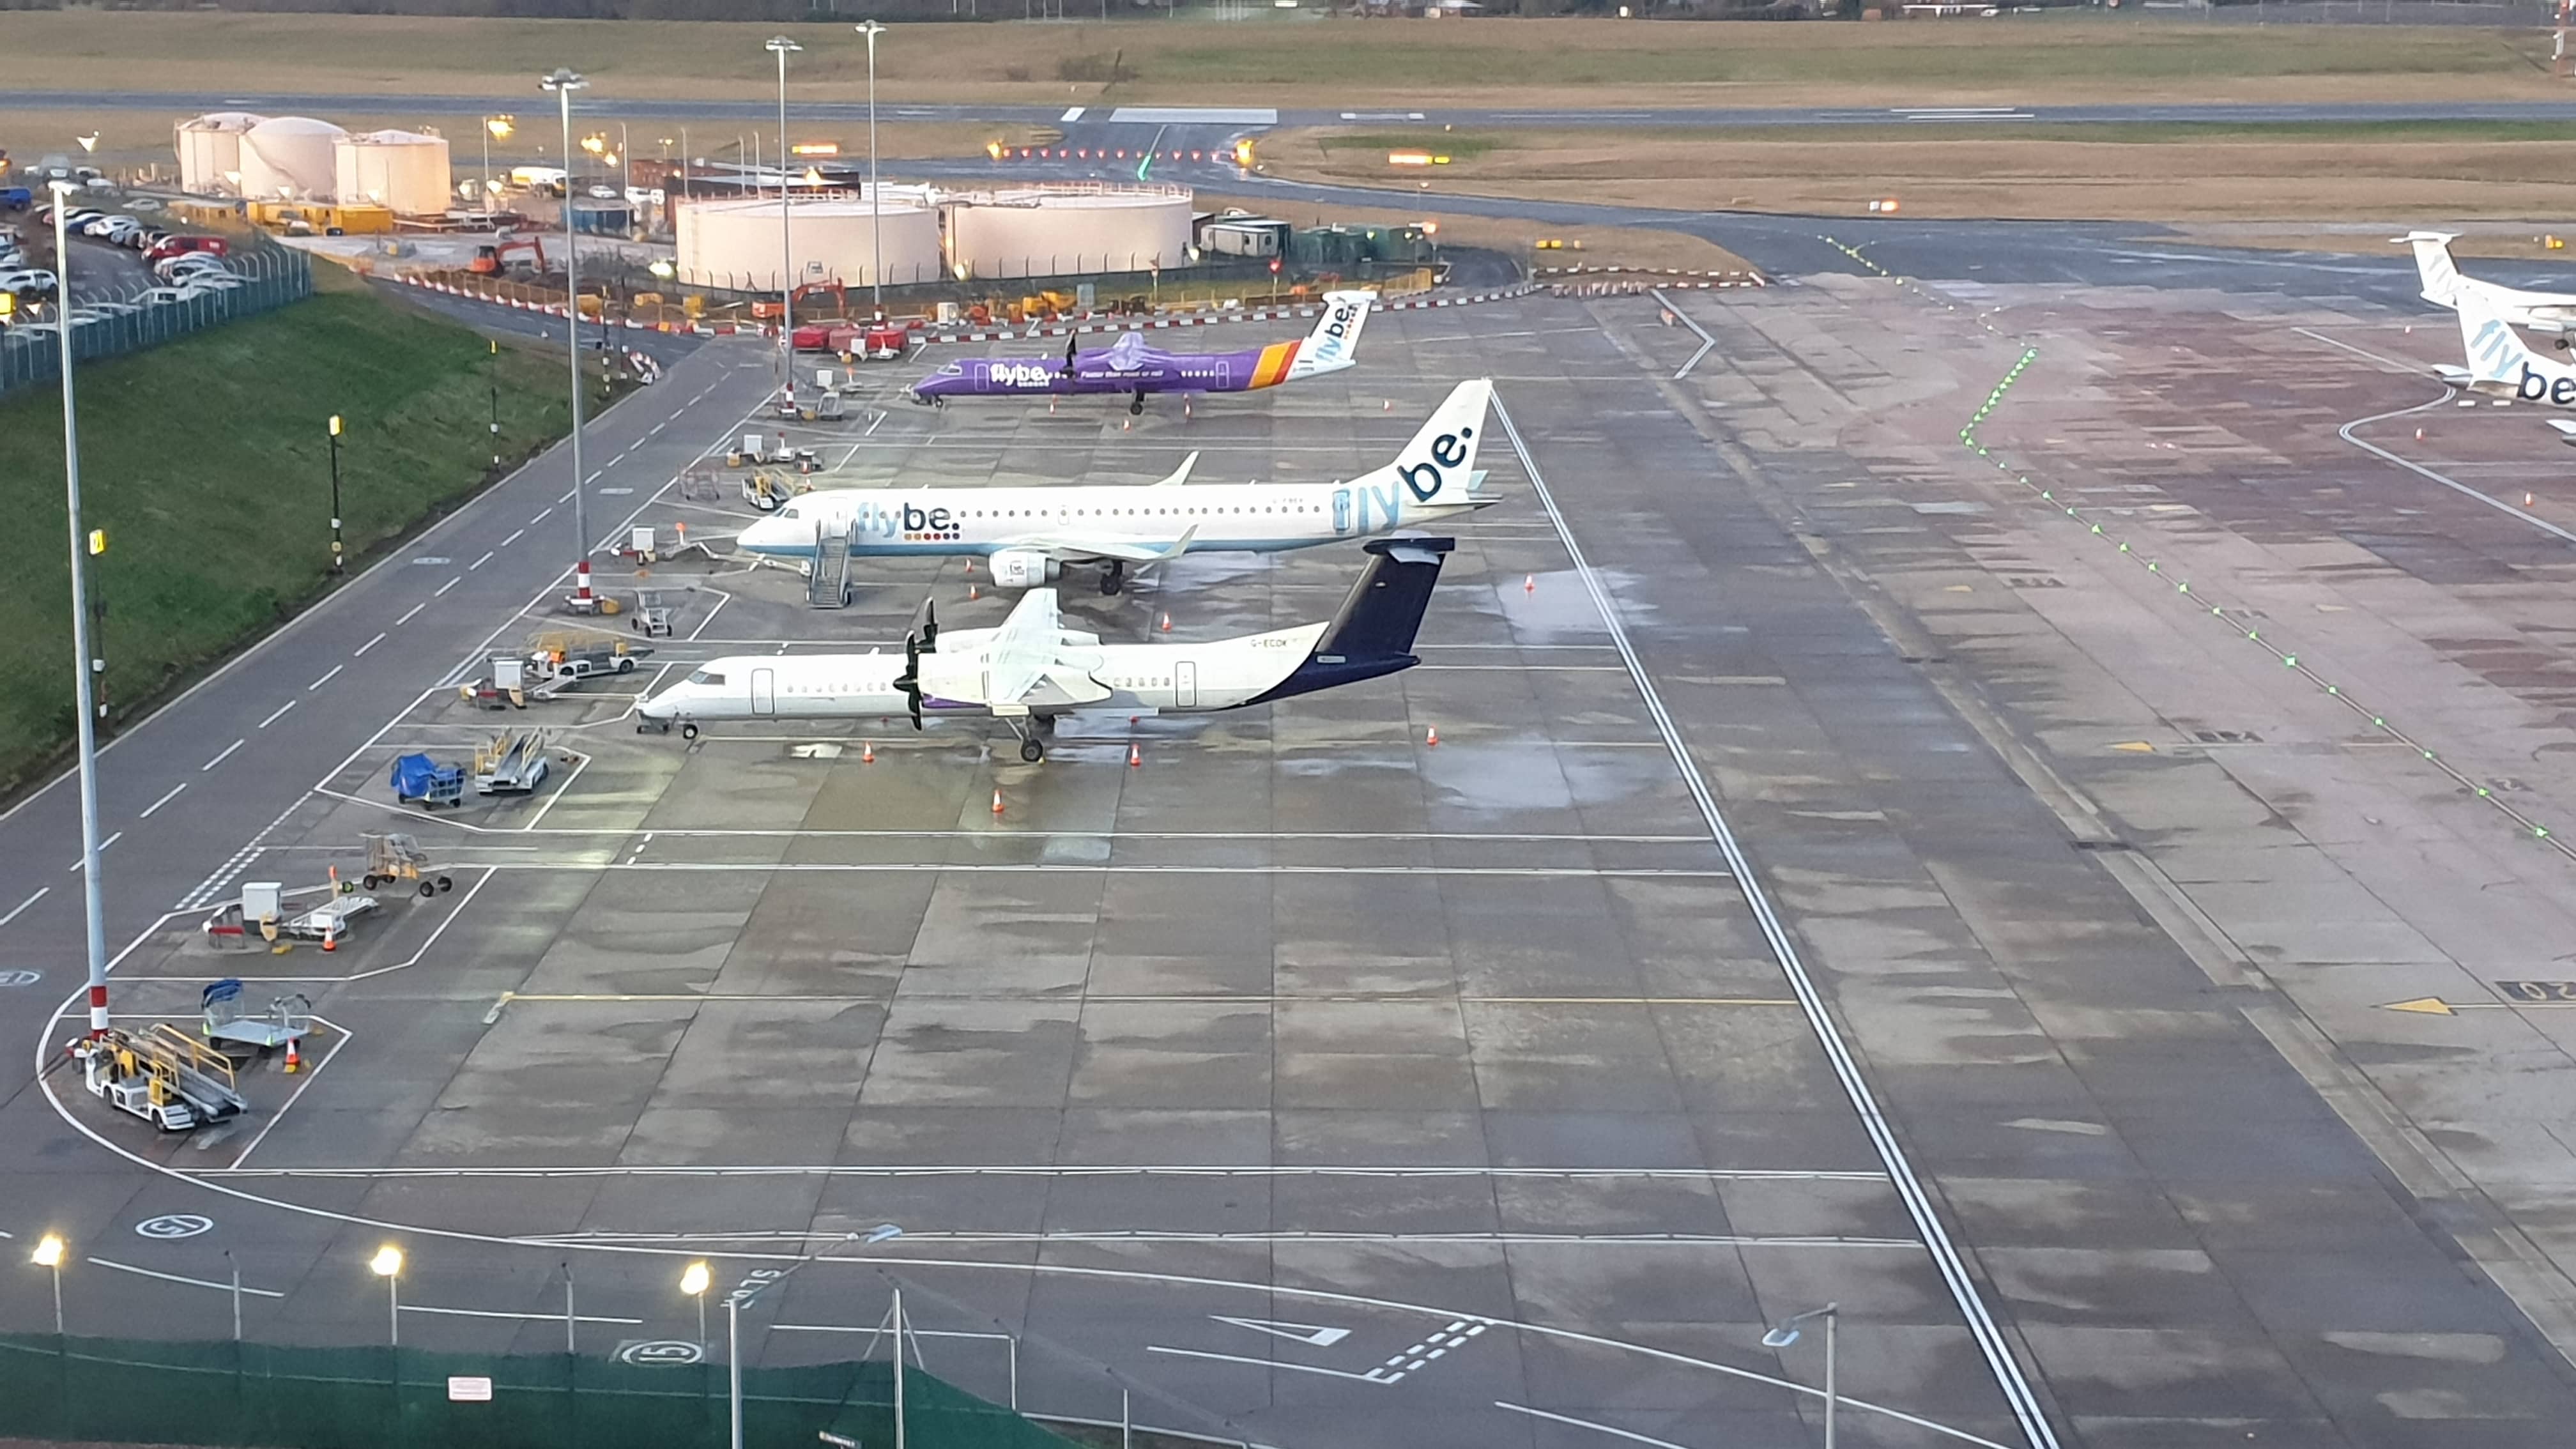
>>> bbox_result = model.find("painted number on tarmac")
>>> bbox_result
[614,1340,705,1367]
[2498,981,2576,1002]
[0,970,40,988]
[134,1214,214,1239]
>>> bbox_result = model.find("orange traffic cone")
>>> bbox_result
[862,741,876,763]
[1425,725,1441,747]
[970,583,981,600]
[1159,613,1172,632]
[283,1038,302,1075]
[1128,743,1142,767]
[2415,427,2425,441]
[1524,574,1535,593]
[2527,492,2538,507]
[321,932,337,953]
[1383,399,1392,413]
[963,559,974,574]
[991,789,1005,816]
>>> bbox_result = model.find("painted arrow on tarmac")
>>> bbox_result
[2383,990,2576,1015]
[1210,1315,1351,1348]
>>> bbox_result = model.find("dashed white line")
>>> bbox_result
[0,888,49,926]
[139,783,187,818]
[200,739,244,772]
[559,489,576,502]
[396,602,427,626]
[501,529,524,548]
[256,700,296,729]
[434,576,461,597]
[530,507,553,526]
[1494,1402,1691,1449]
[68,831,122,871]
[353,632,387,657]
[470,551,495,571]
[305,664,344,692]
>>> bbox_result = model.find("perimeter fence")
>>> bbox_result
[0,245,316,399]
[0,1331,1070,1449]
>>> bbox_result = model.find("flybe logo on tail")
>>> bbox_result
[2469,318,2520,379]
[1310,299,1363,364]
[2515,364,2576,405]
[1398,426,1473,503]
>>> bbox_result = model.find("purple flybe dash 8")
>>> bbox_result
[907,289,1374,415]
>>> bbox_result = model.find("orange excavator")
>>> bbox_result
[469,233,548,275]
[751,279,848,320]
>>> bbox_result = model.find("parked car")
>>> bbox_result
[0,186,31,211]
[0,268,59,298]
[132,286,192,306]
[145,234,226,264]
[155,256,228,282]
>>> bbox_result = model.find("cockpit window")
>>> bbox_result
[939,362,963,376]
[687,669,726,686]
[780,506,800,520]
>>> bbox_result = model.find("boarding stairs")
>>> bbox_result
[808,523,853,610]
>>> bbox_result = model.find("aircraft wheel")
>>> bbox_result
[682,723,700,740]
[1099,567,1124,597]
[1129,397,1144,416]
[418,881,437,899]
[1020,737,1046,764]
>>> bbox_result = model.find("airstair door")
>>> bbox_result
[1175,660,1197,709]
[751,668,776,717]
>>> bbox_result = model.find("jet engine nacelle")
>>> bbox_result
[988,549,1061,589]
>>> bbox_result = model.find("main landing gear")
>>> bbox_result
[1009,716,1055,764]
[1129,389,1146,417]
[1098,560,1127,596]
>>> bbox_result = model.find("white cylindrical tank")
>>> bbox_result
[335,130,453,217]
[675,193,942,291]
[945,185,1193,281]
[174,112,267,196]
[239,116,347,201]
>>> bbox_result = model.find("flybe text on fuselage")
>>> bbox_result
[831,485,1426,551]
[991,362,1058,390]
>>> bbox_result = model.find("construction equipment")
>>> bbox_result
[473,727,552,795]
[460,654,532,709]
[470,231,548,275]
[70,1026,249,1132]
[361,832,453,897]
[390,753,465,808]
[201,979,313,1052]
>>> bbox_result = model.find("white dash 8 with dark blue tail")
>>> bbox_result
[733,379,1494,595]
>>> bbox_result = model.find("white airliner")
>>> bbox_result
[637,537,1455,761]
[734,379,1496,595]
[2442,287,2576,445]
[2401,231,2576,341]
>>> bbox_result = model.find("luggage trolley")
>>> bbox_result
[362,832,454,897]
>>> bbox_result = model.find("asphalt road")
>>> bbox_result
[24,89,2576,130]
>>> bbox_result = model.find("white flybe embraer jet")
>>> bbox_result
[2402,231,2576,341]
[733,379,1496,595]
[637,537,1453,761]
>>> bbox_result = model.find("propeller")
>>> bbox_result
[919,598,939,651]
[894,632,924,730]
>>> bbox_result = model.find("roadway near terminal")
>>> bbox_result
[10,266,2576,1449]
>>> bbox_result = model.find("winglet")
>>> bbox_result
[1138,525,1199,571]
[1149,450,1200,488]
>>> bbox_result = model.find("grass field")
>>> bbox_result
[0,273,578,796]
[0,11,2556,109]
[1264,121,2576,223]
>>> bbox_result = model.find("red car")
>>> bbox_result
[144,234,227,264]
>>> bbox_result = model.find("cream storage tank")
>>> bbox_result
[335,130,454,217]
[174,112,268,196]
[238,116,348,200]
[674,192,942,291]
[943,185,1192,281]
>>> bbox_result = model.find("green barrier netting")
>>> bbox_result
[0,1332,1074,1449]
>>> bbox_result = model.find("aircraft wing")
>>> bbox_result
[2549,418,2576,445]
[1014,527,1200,565]
[924,590,1112,714]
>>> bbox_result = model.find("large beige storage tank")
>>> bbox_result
[945,185,1193,282]
[239,116,347,201]
[675,193,942,291]
[335,130,453,217]
[174,112,268,196]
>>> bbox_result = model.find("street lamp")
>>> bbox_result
[680,1259,711,1347]
[371,1244,405,1347]
[484,114,512,207]
[723,1225,901,1449]
[1762,1302,1839,1449]
[540,67,591,585]
[326,414,344,574]
[31,1234,66,1336]
[48,180,110,1043]
[855,20,886,315]
[766,34,802,373]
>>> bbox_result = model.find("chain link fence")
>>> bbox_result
[0,1331,1070,1449]
[0,244,315,400]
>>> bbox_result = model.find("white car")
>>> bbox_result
[156,256,228,282]
[132,286,194,306]
[178,277,243,295]
[0,269,59,296]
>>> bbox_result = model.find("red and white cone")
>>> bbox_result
[283,1037,302,1075]
[1524,574,1536,593]
[2415,427,2425,441]
[991,789,1005,816]
[1123,417,1132,431]
[1128,742,1142,768]
[862,741,876,763]
[1383,399,1392,413]
[970,583,981,601]
[1159,613,1171,632]
[1425,725,1441,747]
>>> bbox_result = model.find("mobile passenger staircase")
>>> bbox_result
[808,523,854,610]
